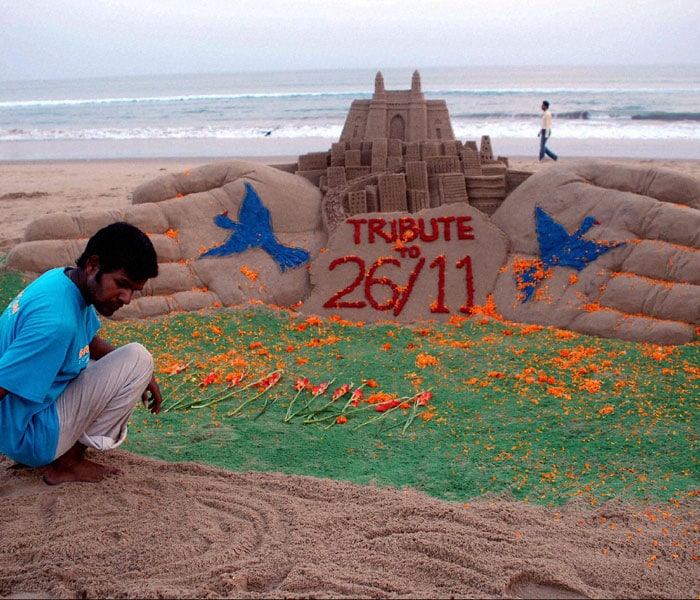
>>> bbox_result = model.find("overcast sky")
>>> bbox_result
[2,0,699,81]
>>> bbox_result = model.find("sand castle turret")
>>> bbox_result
[375,71,385,94]
[296,71,529,225]
[411,69,420,92]
[339,70,454,143]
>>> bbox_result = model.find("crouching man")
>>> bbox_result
[0,222,162,485]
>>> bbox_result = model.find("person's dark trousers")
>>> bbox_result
[539,129,558,160]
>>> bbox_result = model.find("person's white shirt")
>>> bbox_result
[541,109,553,137]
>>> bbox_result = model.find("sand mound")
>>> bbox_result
[1,451,696,599]
[4,160,325,318]
[492,159,700,345]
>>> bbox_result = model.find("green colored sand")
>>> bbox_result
[1,271,698,507]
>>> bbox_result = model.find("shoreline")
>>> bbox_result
[1,155,699,253]
[2,136,700,163]
[3,154,700,171]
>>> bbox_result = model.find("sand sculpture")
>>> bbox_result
[295,71,528,230]
[490,160,700,344]
[3,73,699,344]
[5,161,325,318]
[302,203,509,324]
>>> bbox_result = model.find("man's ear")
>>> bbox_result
[85,255,101,277]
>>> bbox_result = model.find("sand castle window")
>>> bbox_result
[390,115,405,141]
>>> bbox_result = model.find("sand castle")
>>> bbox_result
[4,72,700,345]
[294,71,530,230]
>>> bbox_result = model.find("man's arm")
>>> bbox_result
[89,335,115,360]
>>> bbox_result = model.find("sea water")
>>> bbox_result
[0,65,698,161]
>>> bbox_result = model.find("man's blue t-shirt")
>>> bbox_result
[0,268,101,466]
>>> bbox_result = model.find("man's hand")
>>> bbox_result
[142,377,162,415]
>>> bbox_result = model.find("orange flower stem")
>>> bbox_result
[160,368,198,413]
[226,388,270,417]
[188,385,246,410]
[283,388,308,422]
[304,404,371,426]
[170,370,243,411]
[253,394,278,420]
[322,407,371,430]
[187,378,254,409]
[170,381,227,411]
[352,398,409,431]
[304,383,354,420]
[225,369,284,417]
[401,389,433,435]
[188,369,275,411]
[285,377,336,422]
[341,383,367,411]
[161,394,191,414]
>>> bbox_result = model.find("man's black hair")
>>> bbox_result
[77,222,158,281]
[542,100,550,108]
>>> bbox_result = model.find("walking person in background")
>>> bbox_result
[538,100,558,161]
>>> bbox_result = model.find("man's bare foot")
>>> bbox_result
[43,457,120,485]
[42,441,121,485]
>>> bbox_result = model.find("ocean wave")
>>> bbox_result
[431,86,700,96]
[3,85,699,111]
[3,119,698,143]
[631,111,700,121]
[0,124,345,141]
[556,111,591,120]
[449,119,700,140]
[0,91,370,110]
[451,111,591,120]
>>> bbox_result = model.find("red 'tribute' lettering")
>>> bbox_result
[347,215,474,244]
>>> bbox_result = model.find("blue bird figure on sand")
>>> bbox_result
[518,207,624,301]
[199,182,310,272]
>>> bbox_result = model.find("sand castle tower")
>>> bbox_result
[339,71,454,142]
[295,71,529,225]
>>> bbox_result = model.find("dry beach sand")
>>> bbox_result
[1,156,699,599]
[1,451,698,599]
